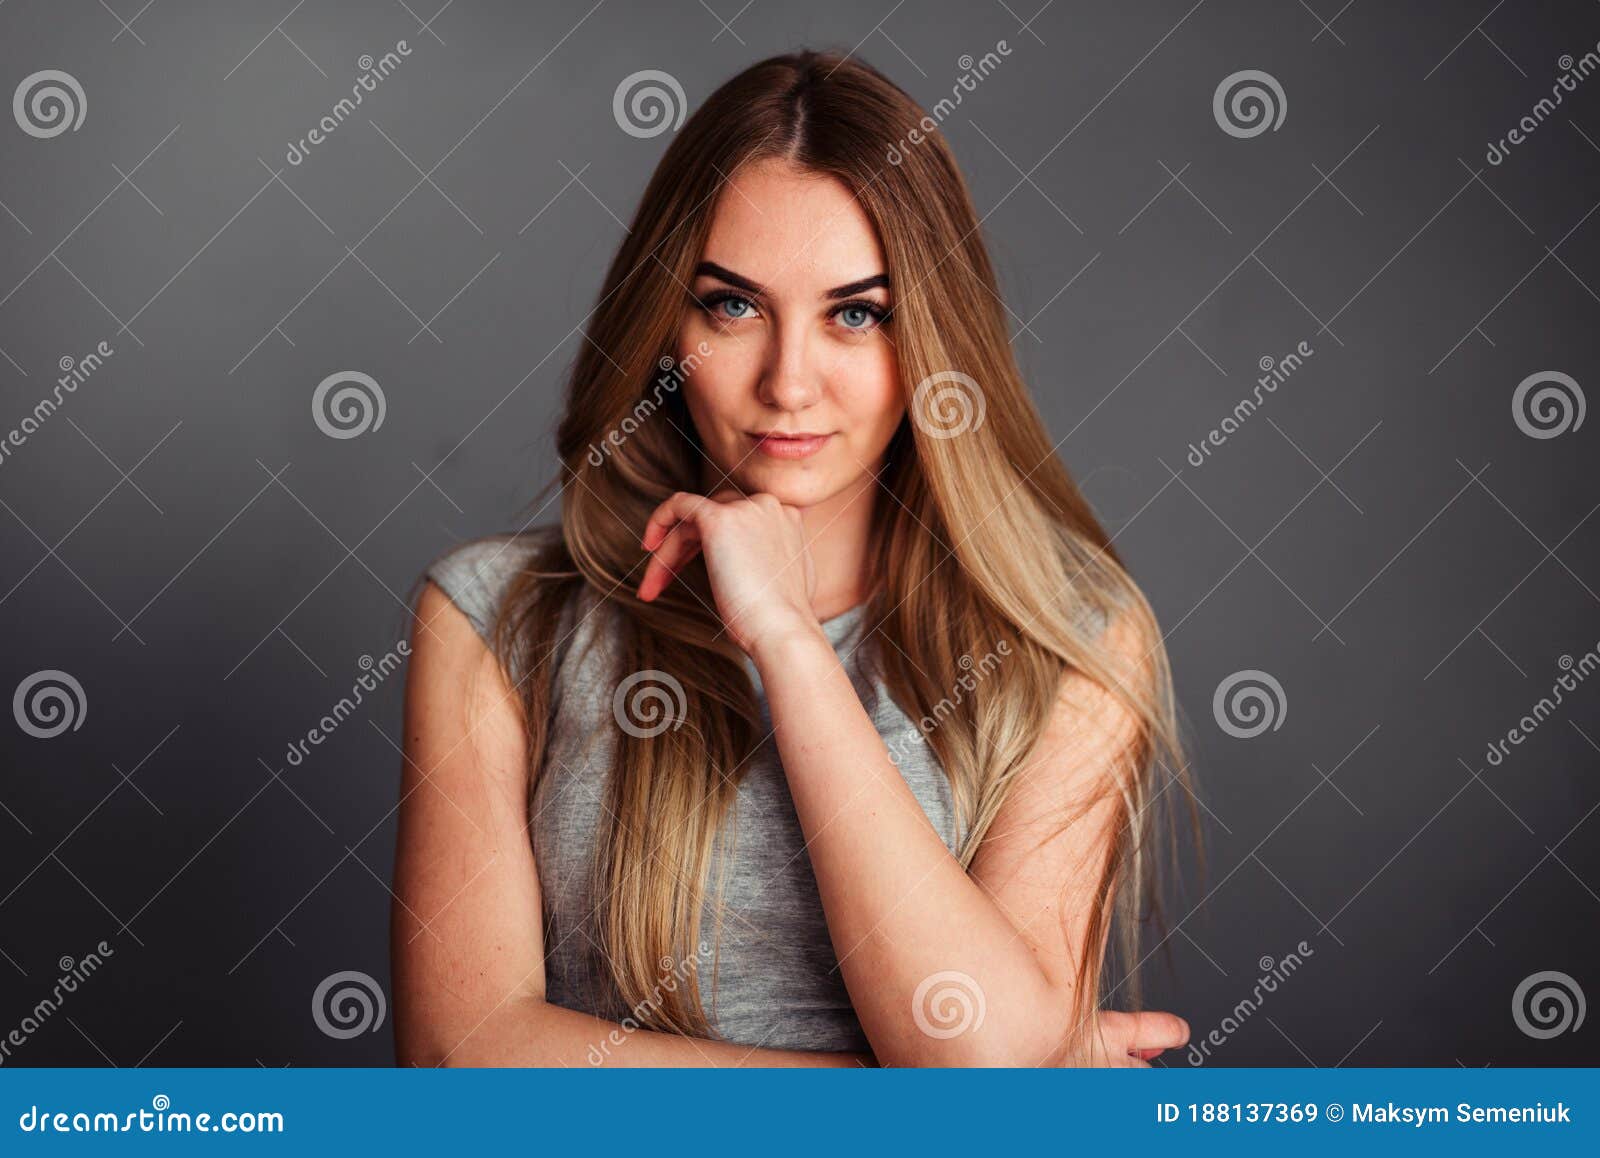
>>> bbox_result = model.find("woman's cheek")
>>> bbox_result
[849,357,904,436]
[694,345,761,404]
[683,380,745,454]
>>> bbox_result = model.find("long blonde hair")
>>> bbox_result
[489,49,1193,1051]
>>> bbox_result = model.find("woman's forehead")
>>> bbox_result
[700,162,885,292]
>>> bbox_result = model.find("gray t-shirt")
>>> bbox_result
[424,528,965,1053]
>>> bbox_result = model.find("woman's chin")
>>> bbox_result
[729,465,851,510]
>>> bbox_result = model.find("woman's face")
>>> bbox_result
[677,159,904,511]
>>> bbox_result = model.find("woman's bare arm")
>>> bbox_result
[754,609,1187,1068]
[631,490,1189,1067]
[390,581,870,1067]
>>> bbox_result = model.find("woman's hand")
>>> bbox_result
[637,489,822,659]
[1058,1009,1191,1068]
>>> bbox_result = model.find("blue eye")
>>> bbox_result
[832,300,887,331]
[700,292,758,322]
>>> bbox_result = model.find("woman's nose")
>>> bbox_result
[757,324,823,411]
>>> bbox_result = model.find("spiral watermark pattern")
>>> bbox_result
[1212,669,1287,738]
[612,669,687,738]
[1512,970,1586,1039]
[613,69,686,138]
[13,70,86,138]
[1512,370,1585,439]
[312,370,386,439]
[1213,70,1286,138]
[910,370,986,438]
[911,970,987,1039]
[13,670,86,739]
[312,970,387,1039]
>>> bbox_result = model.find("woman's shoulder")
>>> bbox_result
[421,524,564,641]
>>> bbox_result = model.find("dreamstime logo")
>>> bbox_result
[1512,970,1585,1039]
[16,1094,283,1134]
[1512,370,1584,439]
[0,341,114,471]
[886,640,1011,766]
[910,370,986,438]
[13,70,86,138]
[886,40,1013,164]
[284,641,411,767]
[13,670,86,739]
[1187,941,1315,1065]
[912,970,986,1039]
[1212,669,1286,739]
[1213,70,1286,138]
[612,669,687,738]
[285,42,412,165]
[613,70,686,138]
[312,970,387,1039]
[1484,645,1599,767]
[586,342,713,466]
[1186,341,1314,466]
[585,941,714,1064]
[312,371,386,439]
[1487,45,1600,165]
[0,940,115,1066]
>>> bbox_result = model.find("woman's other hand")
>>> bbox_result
[637,489,822,659]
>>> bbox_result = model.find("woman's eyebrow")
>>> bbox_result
[693,262,890,300]
[695,261,765,295]
[823,273,890,299]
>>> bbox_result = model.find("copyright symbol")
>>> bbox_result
[1325,1103,1344,1122]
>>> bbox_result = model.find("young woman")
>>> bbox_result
[391,49,1193,1067]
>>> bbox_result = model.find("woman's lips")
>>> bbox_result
[750,432,832,459]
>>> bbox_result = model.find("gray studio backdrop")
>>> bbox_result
[2,0,1596,1067]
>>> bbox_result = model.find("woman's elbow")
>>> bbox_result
[393,996,560,1068]
[393,1016,452,1068]
[875,995,1080,1067]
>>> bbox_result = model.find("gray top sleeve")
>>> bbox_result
[423,530,552,641]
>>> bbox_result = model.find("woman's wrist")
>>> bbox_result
[749,617,833,670]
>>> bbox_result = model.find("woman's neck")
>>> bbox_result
[795,471,879,621]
